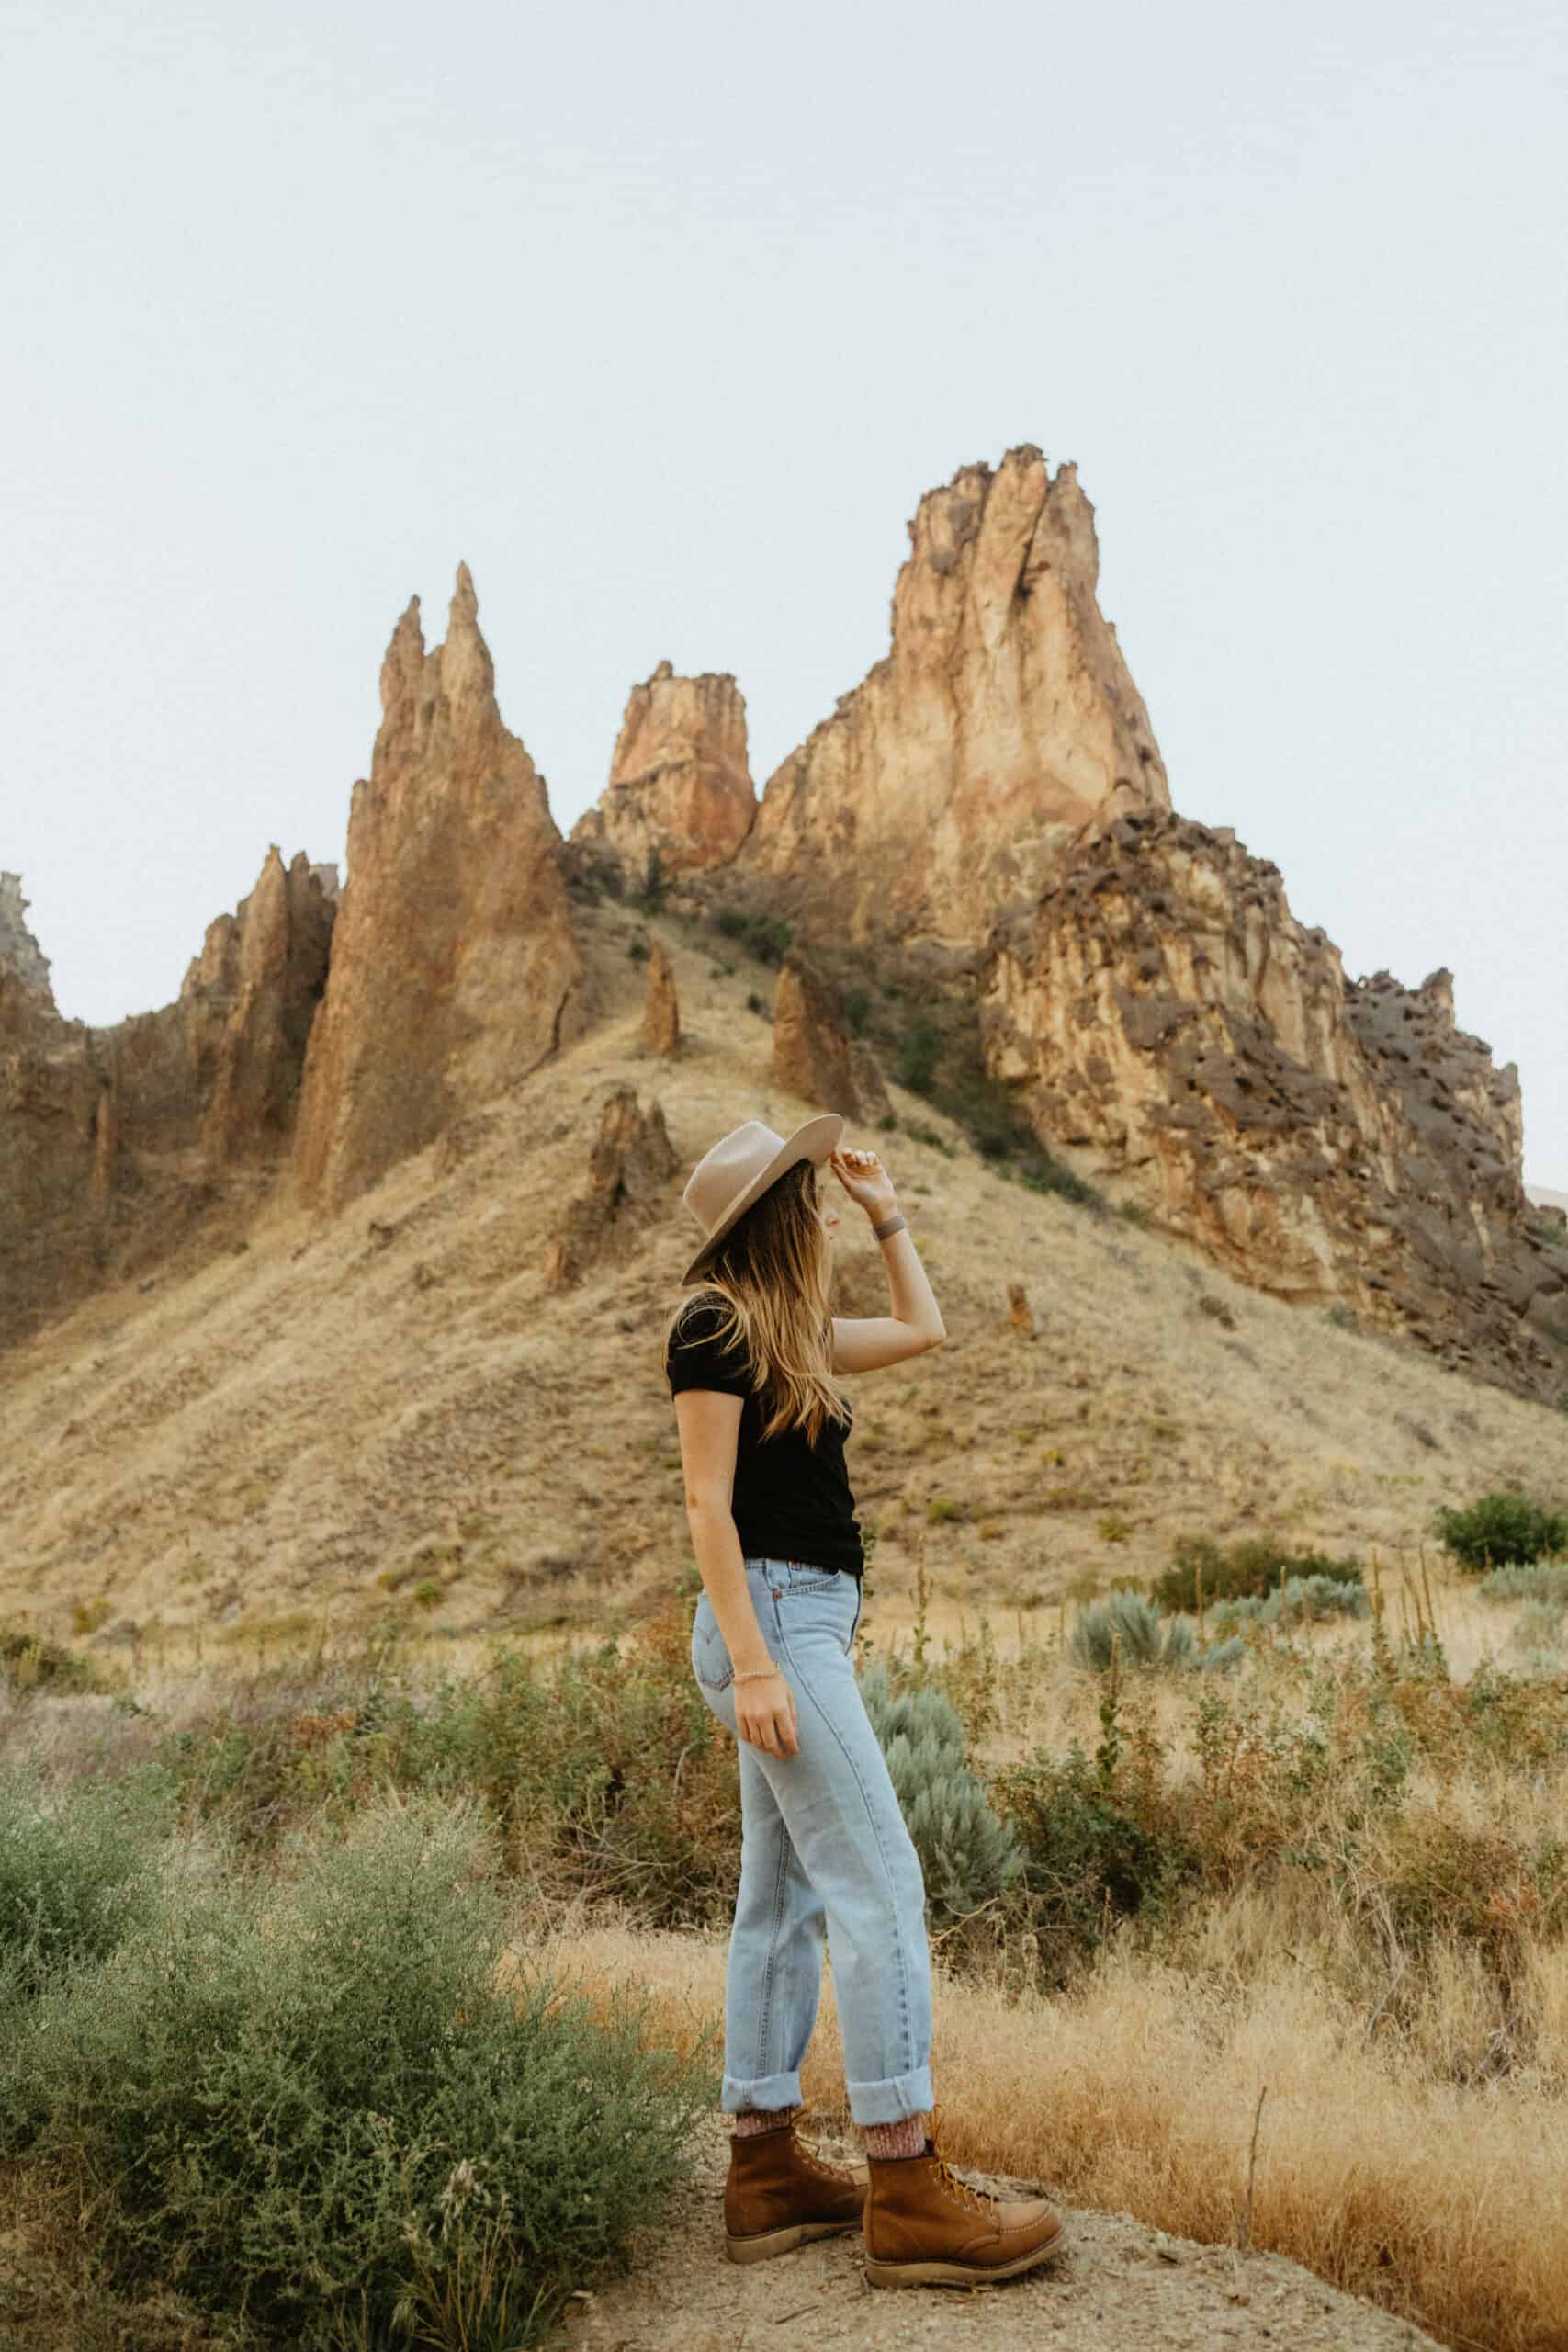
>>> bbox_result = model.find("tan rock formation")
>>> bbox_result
[727,446,1168,958]
[770,951,869,1120]
[979,809,1566,1397]
[568,662,754,899]
[293,566,593,1213]
[0,961,110,1349]
[2,847,339,1349]
[178,846,335,1167]
[639,937,680,1057]
[0,873,55,1001]
[543,1085,678,1292]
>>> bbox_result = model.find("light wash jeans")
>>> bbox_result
[690,1555,935,2127]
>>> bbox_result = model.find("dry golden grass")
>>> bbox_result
[529,1903,1568,2352]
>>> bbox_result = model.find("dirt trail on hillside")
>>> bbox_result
[558,2118,1442,2352]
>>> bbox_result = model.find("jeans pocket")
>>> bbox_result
[691,1602,735,1693]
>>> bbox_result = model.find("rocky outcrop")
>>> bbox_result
[180,846,336,1167]
[1,848,336,1349]
[721,447,1168,960]
[769,951,889,1123]
[568,662,754,898]
[0,950,111,1349]
[639,938,680,1057]
[0,874,55,1001]
[543,1086,677,1292]
[979,809,1566,1397]
[293,567,593,1214]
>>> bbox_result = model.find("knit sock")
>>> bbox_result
[731,2105,799,2138]
[863,2113,928,2160]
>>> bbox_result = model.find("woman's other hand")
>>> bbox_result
[736,1667,799,1758]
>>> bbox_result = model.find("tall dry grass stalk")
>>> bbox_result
[534,1910,1568,2352]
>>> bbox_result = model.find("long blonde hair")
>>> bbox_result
[660,1154,852,1444]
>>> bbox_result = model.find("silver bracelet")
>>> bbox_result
[733,1660,782,1684]
[871,1211,907,1239]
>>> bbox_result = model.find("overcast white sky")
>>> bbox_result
[3,0,1564,1182]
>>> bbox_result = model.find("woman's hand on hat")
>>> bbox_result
[829,1146,897,1217]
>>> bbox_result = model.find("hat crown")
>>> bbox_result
[683,1120,788,1236]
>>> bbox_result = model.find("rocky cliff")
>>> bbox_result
[568,662,754,895]
[0,874,55,1001]
[710,445,1169,958]
[2,844,333,1348]
[292,566,593,1214]
[183,846,336,1166]
[979,809,1564,1393]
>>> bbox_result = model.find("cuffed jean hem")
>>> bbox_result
[722,2068,804,2115]
[845,2064,936,2127]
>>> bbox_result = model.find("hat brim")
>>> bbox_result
[681,1112,845,1286]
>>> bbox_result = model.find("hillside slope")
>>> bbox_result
[3,900,1564,1661]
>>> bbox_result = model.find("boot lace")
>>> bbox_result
[788,2103,858,2181]
[927,2107,991,2215]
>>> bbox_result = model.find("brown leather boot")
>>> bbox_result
[723,2106,869,2264]
[863,2108,1066,2289]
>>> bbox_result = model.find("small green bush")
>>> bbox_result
[0,1773,169,2002]
[1150,1534,1363,1615]
[896,1014,943,1097]
[1071,1591,1195,1672]
[709,906,791,966]
[2,1793,715,2350]
[1211,1576,1370,1631]
[1478,1562,1568,1606]
[0,1622,107,1695]
[995,1742,1195,1985]
[1434,1491,1568,1572]
[859,1658,1021,1925]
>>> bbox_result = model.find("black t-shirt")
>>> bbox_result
[666,1294,864,1577]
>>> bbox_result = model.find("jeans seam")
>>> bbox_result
[771,1620,919,2085]
[750,1812,792,2089]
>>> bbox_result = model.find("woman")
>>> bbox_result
[664,1113,1065,2290]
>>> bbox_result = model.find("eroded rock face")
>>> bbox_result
[0,874,55,1001]
[568,662,754,898]
[544,1085,677,1291]
[728,446,1168,956]
[294,567,593,1213]
[1,846,338,1347]
[979,810,1566,1397]
[639,937,680,1057]
[180,847,336,1167]
[0,959,111,1349]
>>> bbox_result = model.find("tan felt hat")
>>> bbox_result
[680,1113,844,1286]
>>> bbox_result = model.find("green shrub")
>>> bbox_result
[1150,1534,1363,1615]
[631,848,668,913]
[1435,1491,1568,1572]
[0,1622,107,1695]
[995,1742,1195,1985]
[709,906,791,966]
[896,1014,943,1097]
[1478,1562,1568,1606]
[2,1793,715,2350]
[1211,1575,1370,1631]
[0,1772,169,2001]
[858,1658,1021,1925]
[1071,1591,1196,1671]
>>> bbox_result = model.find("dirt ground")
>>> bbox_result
[558,2116,1443,2352]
